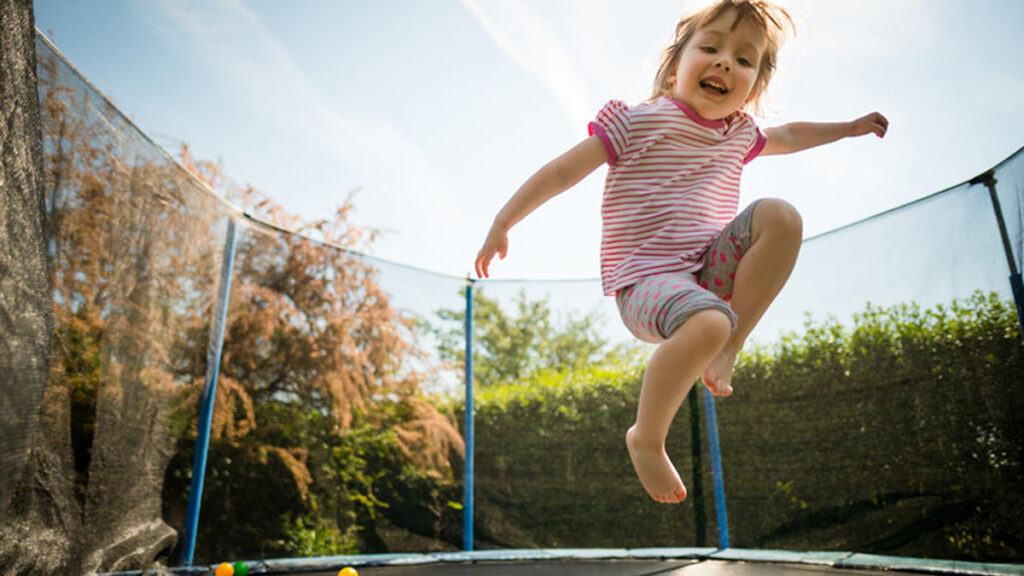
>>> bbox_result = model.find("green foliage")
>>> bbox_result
[163,402,461,560]
[466,359,713,549]
[718,292,1023,561]
[59,303,103,482]
[284,507,358,558]
[465,292,1023,561]
[433,288,635,387]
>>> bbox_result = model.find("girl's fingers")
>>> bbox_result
[872,113,888,137]
[475,251,491,278]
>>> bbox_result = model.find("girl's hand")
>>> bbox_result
[475,224,509,278]
[850,112,889,138]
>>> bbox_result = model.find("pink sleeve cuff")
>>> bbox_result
[588,122,618,166]
[744,128,767,164]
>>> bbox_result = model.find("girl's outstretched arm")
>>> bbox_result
[762,112,888,156]
[475,135,608,278]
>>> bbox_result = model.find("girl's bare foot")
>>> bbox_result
[702,349,737,396]
[625,425,687,503]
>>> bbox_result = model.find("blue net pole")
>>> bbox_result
[463,279,475,551]
[1010,274,1024,336]
[973,170,1024,336]
[702,386,730,549]
[181,219,238,566]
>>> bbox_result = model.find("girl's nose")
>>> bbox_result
[714,60,731,72]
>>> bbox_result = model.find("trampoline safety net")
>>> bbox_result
[0,30,1021,574]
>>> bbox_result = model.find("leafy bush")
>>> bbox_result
[465,293,1023,561]
[434,289,636,388]
[722,292,1023,560]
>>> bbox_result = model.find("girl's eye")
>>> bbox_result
[700,46,717,53]
[738,57,753,67]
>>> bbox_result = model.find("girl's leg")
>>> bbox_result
[702,198,803,395]
[627,309,732,502]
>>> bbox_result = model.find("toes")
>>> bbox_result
[651,488,686,503]
[705,380,733,396]
[702,376,726,396]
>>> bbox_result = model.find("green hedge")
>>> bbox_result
[721,292,1023,560]
[161,293,1023,561]
[163,403,462,562]
[470,363,714,548]
[468,292,1024,561]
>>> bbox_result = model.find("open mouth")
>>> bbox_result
[699,79,728,94]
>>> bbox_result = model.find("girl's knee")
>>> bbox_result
[756,198,803,238]
[685,309,732,343]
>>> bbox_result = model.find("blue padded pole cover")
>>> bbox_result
[1011,274,1024,337]
[702,386,730,549]
[181,219,238,566]
[463,280,475,551]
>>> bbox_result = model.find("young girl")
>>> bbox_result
[474,0,888,504]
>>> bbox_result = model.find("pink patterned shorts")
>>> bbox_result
[614,201,760,344]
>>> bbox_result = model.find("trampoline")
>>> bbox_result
[162,549,1024,576]
[5,15,1023,576]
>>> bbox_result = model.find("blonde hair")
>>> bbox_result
[651,0,796,116]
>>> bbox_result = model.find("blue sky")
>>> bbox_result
[33,0,1024,282]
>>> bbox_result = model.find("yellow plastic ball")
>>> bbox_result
[339,568,358,576]
[215,563,235,576]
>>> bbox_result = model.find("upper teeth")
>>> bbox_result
[702,80,727,93]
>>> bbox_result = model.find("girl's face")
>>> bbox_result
[668,9,767,120]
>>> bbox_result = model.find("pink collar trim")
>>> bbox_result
[665,97,728,129]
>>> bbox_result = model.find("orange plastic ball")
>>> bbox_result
[215,563,235,576]
[339,568,359,576]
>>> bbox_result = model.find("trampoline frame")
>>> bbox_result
[99,548,1024,576]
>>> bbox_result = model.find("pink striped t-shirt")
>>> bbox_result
[588,96,765,296]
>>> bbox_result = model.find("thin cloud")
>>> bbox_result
[461,0,592,130]
[139,0,454,243]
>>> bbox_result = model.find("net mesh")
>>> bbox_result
[0,0,50,538]
[0,30,1021,573]
[752,153,1024,343]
